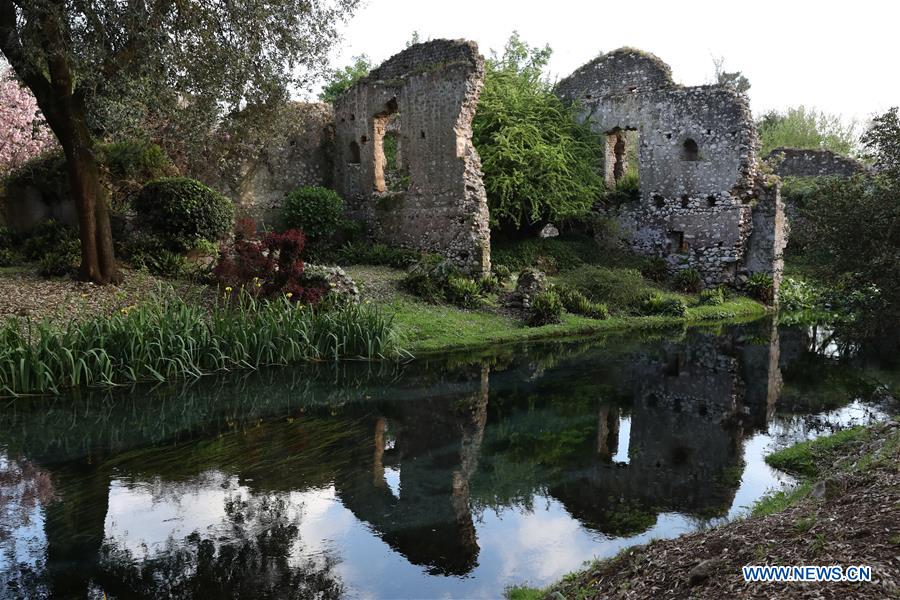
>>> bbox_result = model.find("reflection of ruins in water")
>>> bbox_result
[4,321,868,597]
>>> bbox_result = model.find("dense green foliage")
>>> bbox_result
[672,268,703,293]
[641,293,687,317]
[556,265,657,314]
[785,109,900,322]
[527,289,563,326]
[491,234,602,272]
[472,34,604,229]
[746,272,775,305]
[0,289,399,396]
[134,177,235,251]
[757,106,857,156]
[103,140,174,181]
[336,241,418,268]
[555,285,609,319]
[282,186,345,243]
[699,287,725,306]
[401,254,485,309]
[318,55,372,103]
[3,140,175,209]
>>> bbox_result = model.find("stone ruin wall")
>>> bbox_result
[202,102,334,230]
[332,39,491,275]
[767,147,866,178]
[556,49,784,291]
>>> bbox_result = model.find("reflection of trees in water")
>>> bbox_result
[98,493,343,599]
[0,454,54,541]
[0,454,55,598]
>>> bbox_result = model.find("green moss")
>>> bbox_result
[752,481,814,517]
[505,586,545,600]
[765,426,869,477]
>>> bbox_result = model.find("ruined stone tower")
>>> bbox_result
[556,48,785,293]
[332,39,491,275]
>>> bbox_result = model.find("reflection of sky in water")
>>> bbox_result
[85,400,889,598]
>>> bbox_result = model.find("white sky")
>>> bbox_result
[318,0,898,126]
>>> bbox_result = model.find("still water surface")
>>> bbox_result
[0,320,896,598]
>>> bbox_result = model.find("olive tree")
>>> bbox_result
[0,0,358,283]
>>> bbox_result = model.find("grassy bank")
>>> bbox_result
[0,288,401,397]
[507,420,900,599]
[345,264,768,355]
[391,295,766,354]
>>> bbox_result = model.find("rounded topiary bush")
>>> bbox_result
[283,186,344,242]
[134,177,234,251]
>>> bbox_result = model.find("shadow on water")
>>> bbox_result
[0,319,897,598]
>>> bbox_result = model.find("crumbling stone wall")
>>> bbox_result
[767,147,865,178]
[204,102,334,228]
[556,48,784,289]
[333,39,491,275]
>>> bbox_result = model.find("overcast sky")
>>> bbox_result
[318,0,897,126]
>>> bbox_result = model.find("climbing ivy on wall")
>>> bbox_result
[473,33,605,232]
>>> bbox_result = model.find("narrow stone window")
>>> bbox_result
[706,194,717,207]
[373,98,404,193]
[348,141,361,164]
[668,230,688,254]
[604,128,639,189]
[680,194,690,208]
[682,138,699,161]
[653,194,665,208]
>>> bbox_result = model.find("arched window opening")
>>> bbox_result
[348,140,361,164]
[682,138,699,161]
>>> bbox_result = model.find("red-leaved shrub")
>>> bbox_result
[213,229,326,304]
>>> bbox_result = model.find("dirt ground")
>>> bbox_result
[0,266,205,326]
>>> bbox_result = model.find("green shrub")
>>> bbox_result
[605,170,641,206]
[37,249,78,277]
[639,256,669,282]
[282,186,344,242]
[445,275,482,309]
[102,140,173,181]
[0,249,15,267]
[527,289,563,326]
[134,177,234,251]
[145,249,188,278]
[401,254,455,302]
[672,268,703,294]
[335,241,417,268]
[479,274,501,294]
[555,285,609,319]
[642,293,688,317]
[700,287,725,306]
[491,234,599,273]
[747,272,775,304]
[557,265,655,313]
[492,264,512,284]
[21,219,81,260]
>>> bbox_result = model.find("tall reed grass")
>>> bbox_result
[0,289,402,396]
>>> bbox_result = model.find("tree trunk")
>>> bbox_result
[63,135,120,284]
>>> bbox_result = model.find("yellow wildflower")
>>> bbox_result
[286,292,293,299]
[225,286,233,293]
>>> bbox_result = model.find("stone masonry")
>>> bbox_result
[204,102,334,229]
[556,48,785,291]
[332,39,491,275]
[767,147,866,178]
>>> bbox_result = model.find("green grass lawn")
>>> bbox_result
[388,294,766,354]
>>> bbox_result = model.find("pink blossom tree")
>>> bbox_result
[0,62,55,177]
